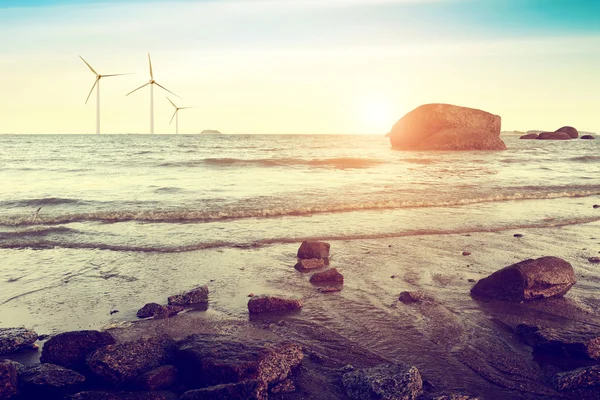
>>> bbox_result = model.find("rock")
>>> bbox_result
[554,365,600,391]
[200,130,222,135]
[136,303,171,319]
[537,131,571,140]
[20,364,85,398]
[41,330,115,371]
[166,305,184,317]
[136,365,177,391]
[0,360,19,400]
[398,291,436,304]
[462,251,471,256]
[0,327,38,355]
[594,205,600,209]
[531,327,600,361]
[556,126,578,139]
[68,392,175,400]
[167,286,209,306]
[342,363,423,400]
[310,268,343,285]
[86,336,174,385]
[294,258,326,271]
[588,257,600,264]
[180,380,263,400]
[581,135,595,140]
[470,256,576,302]
[515,323,540,347]
[389,104,504,151]
[513,233,523,238]
[468,279,476,283]
[297,241,330,259]
[432,396,480,400]
[247,295,303,314]
[176,334,302,394]
[519,133,539,139]
[319,286,342,293]
[270,378,295,394]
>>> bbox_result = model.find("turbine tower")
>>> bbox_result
[126,53,178,134]
[167,97,192,134]
[80,56,128,135]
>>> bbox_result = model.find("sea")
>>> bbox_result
[1,133,599,398]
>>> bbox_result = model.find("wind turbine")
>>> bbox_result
[126,53,178,134]
[80,56,129,135]
[167,97,192,134]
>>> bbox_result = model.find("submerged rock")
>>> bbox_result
[342,363,423,400]
[86,336,174,385]
[297,241,330,259]
[0,327,38,355]
[588,257,600,264]
[531,327,600,361]
[0,360,19,400]
[519,133,539,140]
[554,365,600,391]
[388,104,504,151]
[167,286,209,306]
[556,126,578,139]
[294,258,326,271]
[41,330,115,371]
[470,256,576,302]
[180,380,263,400]
[176,334,302,395]
[398,291,436,304]
[136,303,182,319]
[247,295,303,314]
[310,268,344,284]
[538,131,571,140]
[20,363,85,398]
[581,135,595,140]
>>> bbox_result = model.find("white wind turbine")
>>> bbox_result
[167,97,192,134]
[80,56,129,135]
[126,53,178,134]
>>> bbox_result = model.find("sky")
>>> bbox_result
[0,0,599,134]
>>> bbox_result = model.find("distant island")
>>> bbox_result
[200,130,223,135]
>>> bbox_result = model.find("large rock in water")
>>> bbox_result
[519,133,539,140]
[247,295,303,314]
[175,334,303,396]
[168,286,209,306]
[556,126,578,138]
[538,131,571,140]
[0,360,19,400]
[342,363,423,400]
[41,330,115,371]
[0,327,37,355]
[297,241,330,259]
[470,256,576,302]
[388,104,505,151]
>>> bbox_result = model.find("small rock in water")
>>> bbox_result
[0,327,38,355]
[136,303,169,319]
[391,275,397,279]
[319,286,342,293]
[109,310,119,315]
[468,279,476,283]
[462,251,471,256]
[399,291,436,304]
[343,363,423,400]
[588,257,600,263]
[168,285,209,306]
[248,293,255,297]
[554,365,600,391]
[297,241,330,259]
[594,204,600,209]
[310,268,344,284]
[513,233,523,238]
[247,295,303,314]
[294,258,326,271]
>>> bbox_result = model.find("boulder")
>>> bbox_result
[68,392,175,400]
[581,135,595,140]
[168,286,209,306]
[20,364,85,398]
[294,258,326,271]
[86,336,174,385]
[175,334,302,394]
[470,256,576,302]
[556,126,578,138]
[538,131,571,140]
[554,365,600,391]
[342,363,423,400]
[0,327,37,355]
[398,291,436,304]
[136,303,176,319]
[297,241,330,259]
[247,296,302,314]
[180,380,263,400]
[389,104,504,151]
[0,360,19,400]
[519,133,539,139]
[310,268,343,284]
[531,327,600,361]
[41,330,115,371]
[135,365,177,391]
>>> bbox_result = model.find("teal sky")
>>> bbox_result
[1,0,599,134]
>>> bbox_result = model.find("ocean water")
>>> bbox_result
[1,133,600,398]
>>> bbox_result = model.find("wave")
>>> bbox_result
[1,187,599,226]
[159,157,383,169]
[1,197,83,208]
[0,226,78,240]
[1,216,599,253]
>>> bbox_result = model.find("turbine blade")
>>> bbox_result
[179,107,193,110]
[80,56,98,75]
[169,109,178,125]
[85,78,99,104]
[154,82,179,98]
[148,53,153,80]
[126,82,150,96]
[102,73,132,77]
[166,96,177,108]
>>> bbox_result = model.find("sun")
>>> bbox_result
[359,98,396,134]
